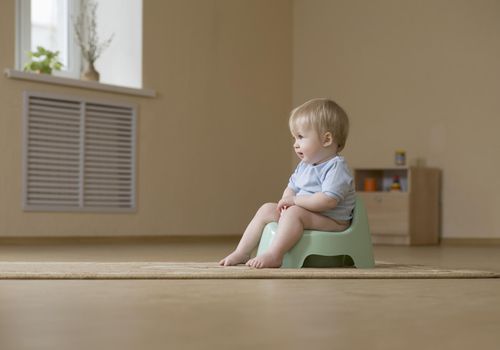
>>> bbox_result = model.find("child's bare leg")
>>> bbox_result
[246,206,348,268]
[219,203,280,266]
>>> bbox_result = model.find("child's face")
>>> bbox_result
[292,125,334,165]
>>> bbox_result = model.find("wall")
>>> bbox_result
[0,0,293,237]
[293,0,500,238]
[4,0,496,240]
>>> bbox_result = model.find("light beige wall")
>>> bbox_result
[294,0,500,238]
[0,0,293,236]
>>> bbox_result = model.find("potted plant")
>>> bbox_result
[73,0,114,81]
[23,46,63,74]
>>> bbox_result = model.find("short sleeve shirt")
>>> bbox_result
[288,156,356,221]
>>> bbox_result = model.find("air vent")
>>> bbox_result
[23,91,136,212]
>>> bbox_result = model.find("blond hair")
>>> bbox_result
[289,98,349,152]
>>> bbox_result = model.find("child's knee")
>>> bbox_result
[279,206,306,222]
[256,202,278,219]
[259,202,276,212]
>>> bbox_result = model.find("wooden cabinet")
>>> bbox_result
[354,167,441,245]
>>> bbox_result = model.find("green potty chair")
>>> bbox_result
[256,196,375,268]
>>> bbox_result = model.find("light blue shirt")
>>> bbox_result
[288,156,356,221]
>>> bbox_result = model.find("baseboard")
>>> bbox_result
[441,238,500,246]
[0,235,241,245]
[371,234,410,245]
[3,236,498,246]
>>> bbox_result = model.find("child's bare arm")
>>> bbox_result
[282,187,296,199]
[279,185,338,213]
[292,193,338,212]
[277,187,296,211]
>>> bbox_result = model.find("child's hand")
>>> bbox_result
[277,196,295,213]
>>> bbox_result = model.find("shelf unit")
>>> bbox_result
[354,167,441,245]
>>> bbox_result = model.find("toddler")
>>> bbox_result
[219,98,356,268]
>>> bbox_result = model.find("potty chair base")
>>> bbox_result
[256,197,375,269]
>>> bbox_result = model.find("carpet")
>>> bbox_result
[0,261,498,279]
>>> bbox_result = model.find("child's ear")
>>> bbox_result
[323,132,333,147]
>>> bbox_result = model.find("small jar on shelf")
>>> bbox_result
[390,175,402,192]
[395,150,406,166]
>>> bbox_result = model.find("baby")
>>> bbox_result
[219,98,356,268]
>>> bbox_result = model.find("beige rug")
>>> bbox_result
[0,261,498,279]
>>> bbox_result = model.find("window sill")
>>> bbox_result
[4,69,156,98]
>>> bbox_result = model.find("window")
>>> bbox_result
[31,0,69,70]
[16,0,142,88]
[17,0,80,78]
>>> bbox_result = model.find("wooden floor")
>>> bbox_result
[0,239,499,350]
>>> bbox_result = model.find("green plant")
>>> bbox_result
[23,46,63,74]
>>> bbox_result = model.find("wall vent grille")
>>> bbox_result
[23,91,136,212]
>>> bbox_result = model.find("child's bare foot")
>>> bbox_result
[246,252,282,269]
[219,250,251,266]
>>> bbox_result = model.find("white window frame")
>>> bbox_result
[16,0,81,79]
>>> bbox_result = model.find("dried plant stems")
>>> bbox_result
[73,0,114,64]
